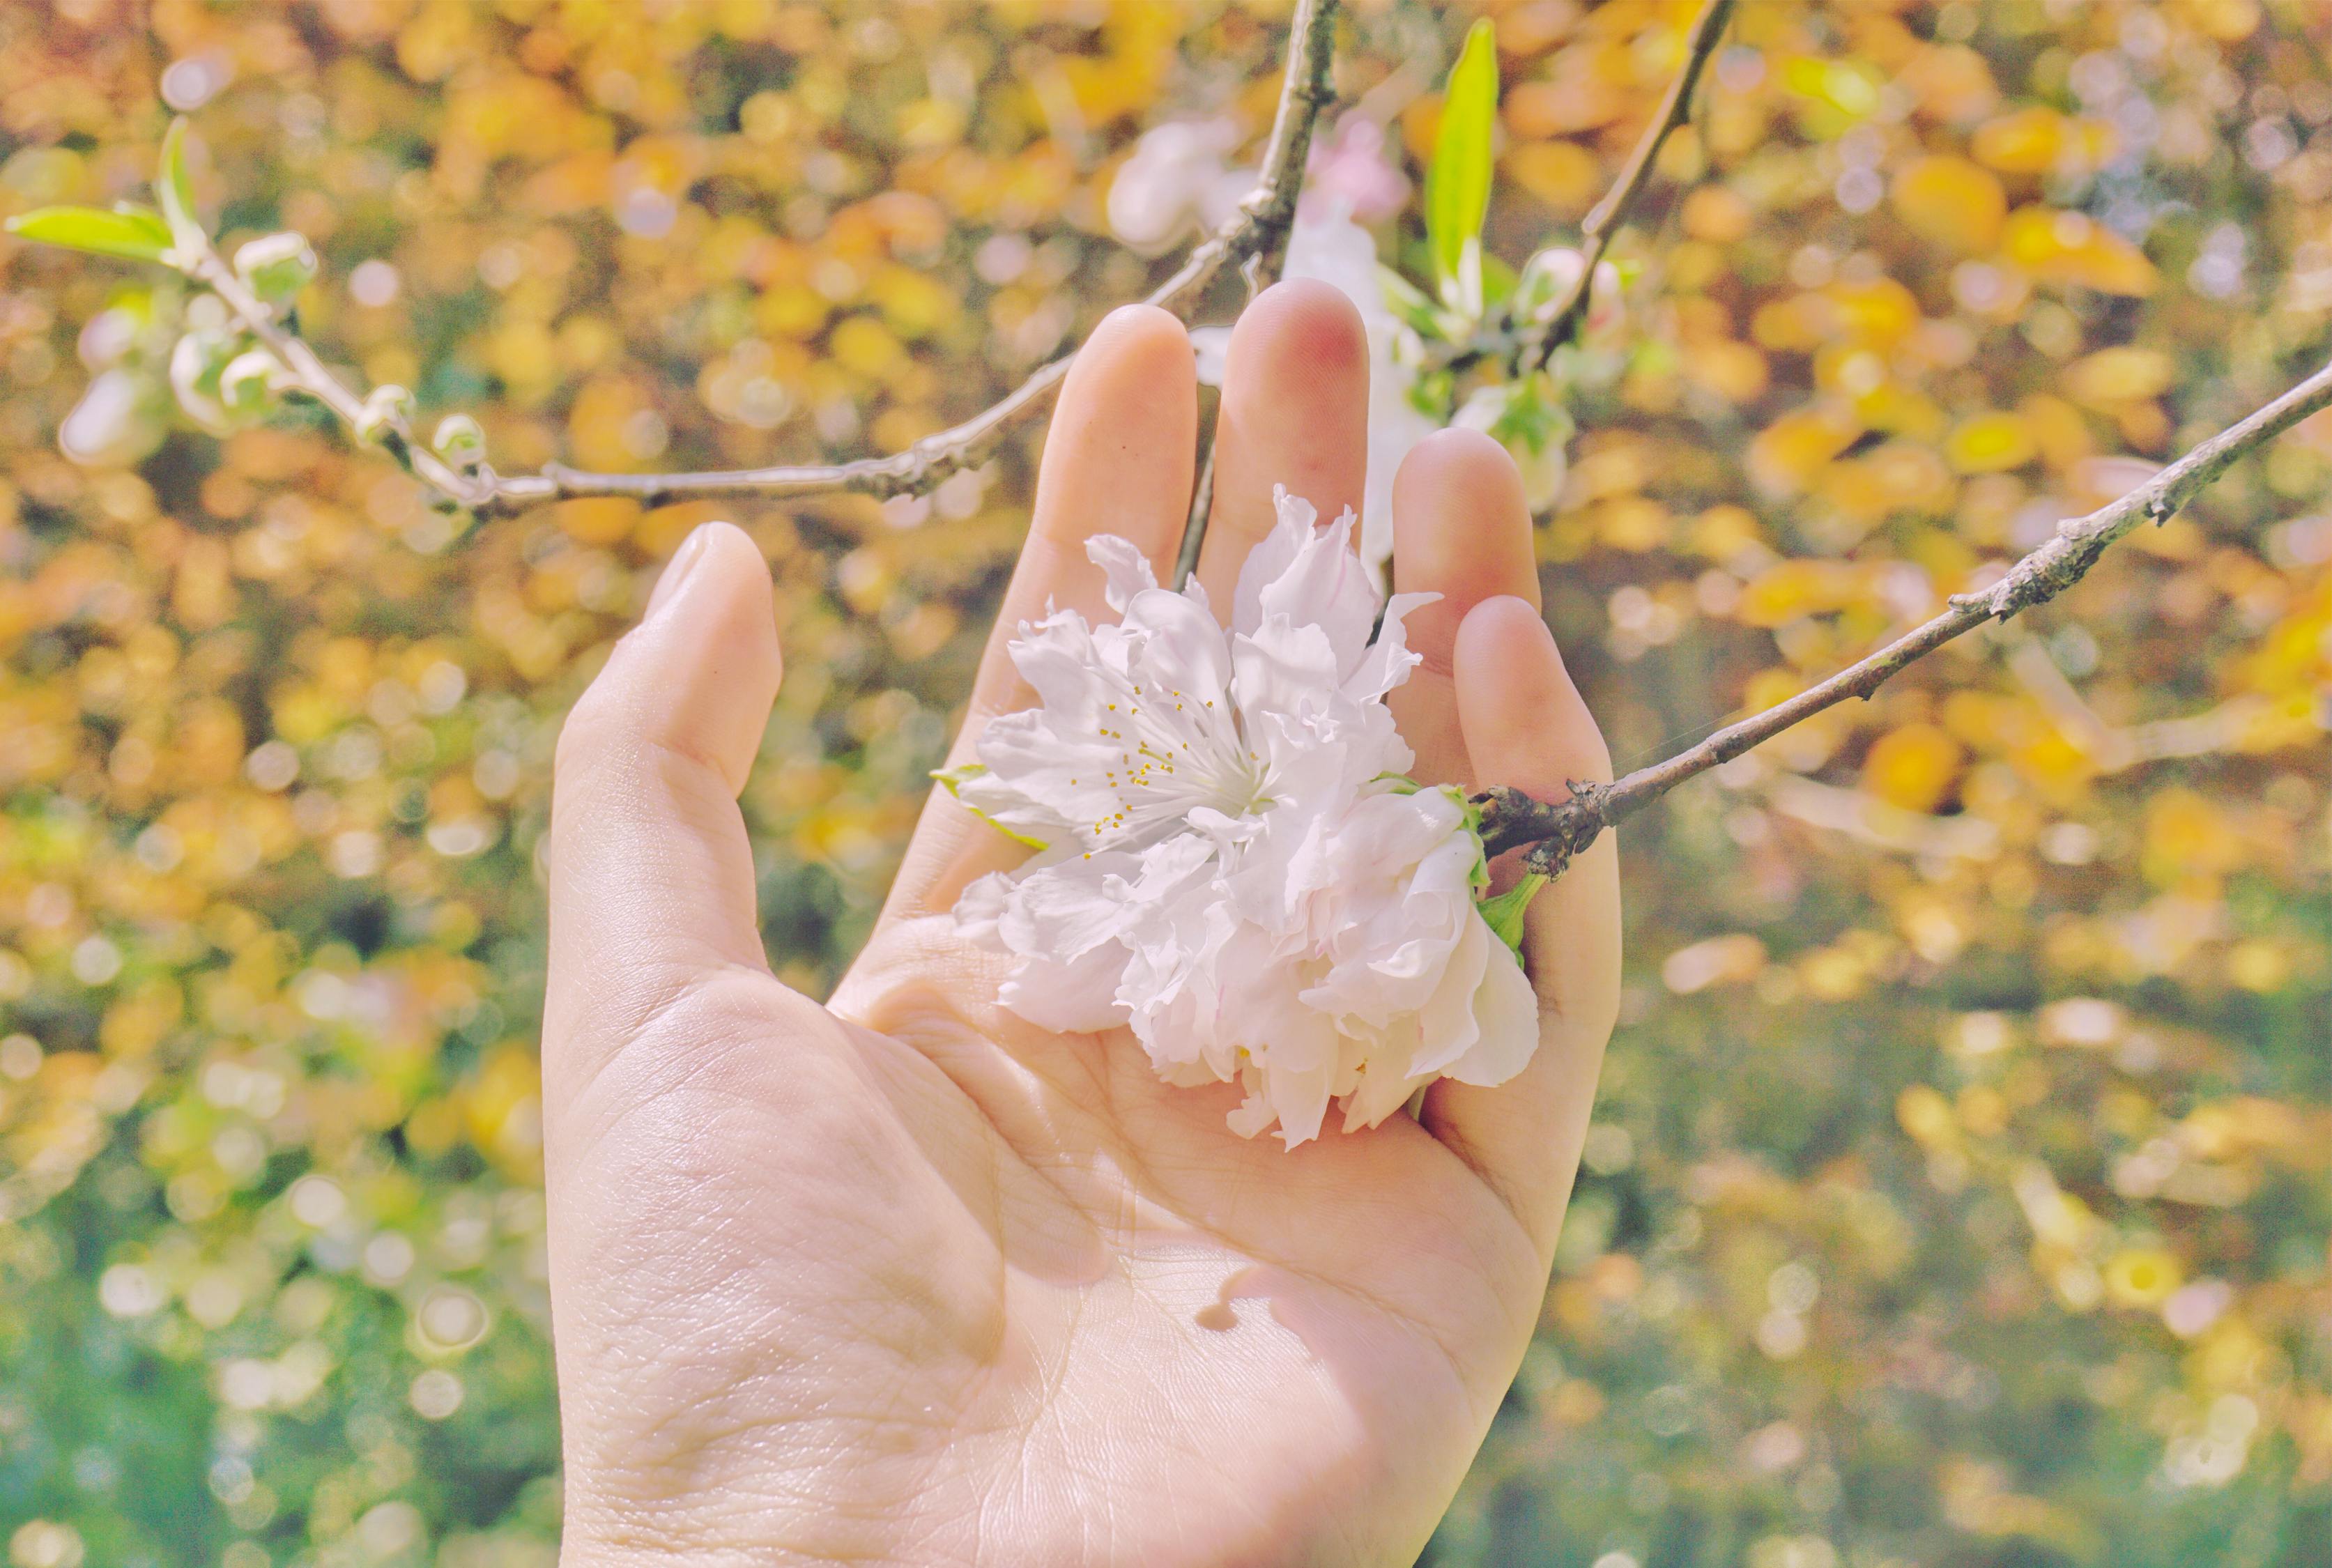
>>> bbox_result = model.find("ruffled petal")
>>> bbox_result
[1238,490,1379,678]
[1086,532,1158,615]
[1408,909,1493,1078]
[1344,590,1436,705]
[1231,487,1313,637]
[999,941,1132,1033]
[953,871,1013,946]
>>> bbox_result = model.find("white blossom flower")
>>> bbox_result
[1106,119,1255,255]
[1304,114,1410,223]
[59,369,165,468]
[950,488,1539,1146]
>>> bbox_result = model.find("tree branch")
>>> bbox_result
[1437,0,1734,379]
[185,248,496,508]
[1165,0,1345,586]
[1478,356,2332,877]
[461,0,1340,517]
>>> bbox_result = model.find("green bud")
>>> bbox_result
[219,349,282,417]
[232,231,319,304]
[354,383,415,445]
[431,413,486,466]
[169,328,237,433]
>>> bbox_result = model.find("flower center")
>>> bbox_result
[1080,682,1267,843]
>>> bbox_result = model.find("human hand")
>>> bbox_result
[542,281,1620,1567]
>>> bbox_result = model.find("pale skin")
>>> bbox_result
[544,280,1622,1567]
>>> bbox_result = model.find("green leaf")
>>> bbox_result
[1478,873,1546,960]
[3,206,174,263]
[155,116,204,252]
[1425,19,1498,295]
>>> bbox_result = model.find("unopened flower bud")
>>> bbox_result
[354,383,415,445]
[77,308,140,372]
[431,413,485,466]
[59,369,167,467]
[169,328,236,433]
[219,349,282,416]
[232,231,319,304]
[1586,260,1624,338]
[1518,247,1588,323]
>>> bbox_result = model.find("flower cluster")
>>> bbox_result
[951,488,1538,1146]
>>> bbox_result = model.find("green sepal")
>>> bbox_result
[929,762,1049,850]
[931,761,986,794]
[1478,873,1546,960]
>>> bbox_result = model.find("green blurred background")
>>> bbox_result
[2,0,2330,1564]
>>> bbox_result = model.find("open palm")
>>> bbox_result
[543,282,1620,1567]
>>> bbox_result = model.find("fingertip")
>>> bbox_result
[1195,278,1371,606]
[1399,422,1511,483]
[1227,277,1368,378]
[1392,429,1538,605]
[1031,303,1197,570]
[1400,424,1518,489]
[1453,593,1563,679]
[1454,594,1611,788]
[1073,302,1197,396]
[565,520,781,798]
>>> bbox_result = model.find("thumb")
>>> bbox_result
[544,521,789,1119]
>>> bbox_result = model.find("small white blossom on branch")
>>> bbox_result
[949,489,1539,1146]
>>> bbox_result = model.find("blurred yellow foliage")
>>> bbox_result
[1,1,2329,1562]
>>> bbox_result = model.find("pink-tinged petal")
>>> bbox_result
[1263,1046,1339,1146]
[953,872,1013,946]
[1243,491,1378,676]
[998,854,1140,960]
[1442,930,1540,1088]
[1344,590,1437,704]
[1231,618,1340,732]
[1225,1086,1279,1139]
[999,941,1133,1033]
[1119,587,1236,710]
[1230,486,1314,636]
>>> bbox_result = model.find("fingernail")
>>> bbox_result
[645,526,712,619]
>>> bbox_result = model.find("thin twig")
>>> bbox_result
[1436,0,1735,379]
[1165,0,1347,586]
[1177,433,1221,587]
[187,249,493,507]
[459,0,1338,516]
[1478,357,2332,877]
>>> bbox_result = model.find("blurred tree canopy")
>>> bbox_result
[1,1,2330,1565]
